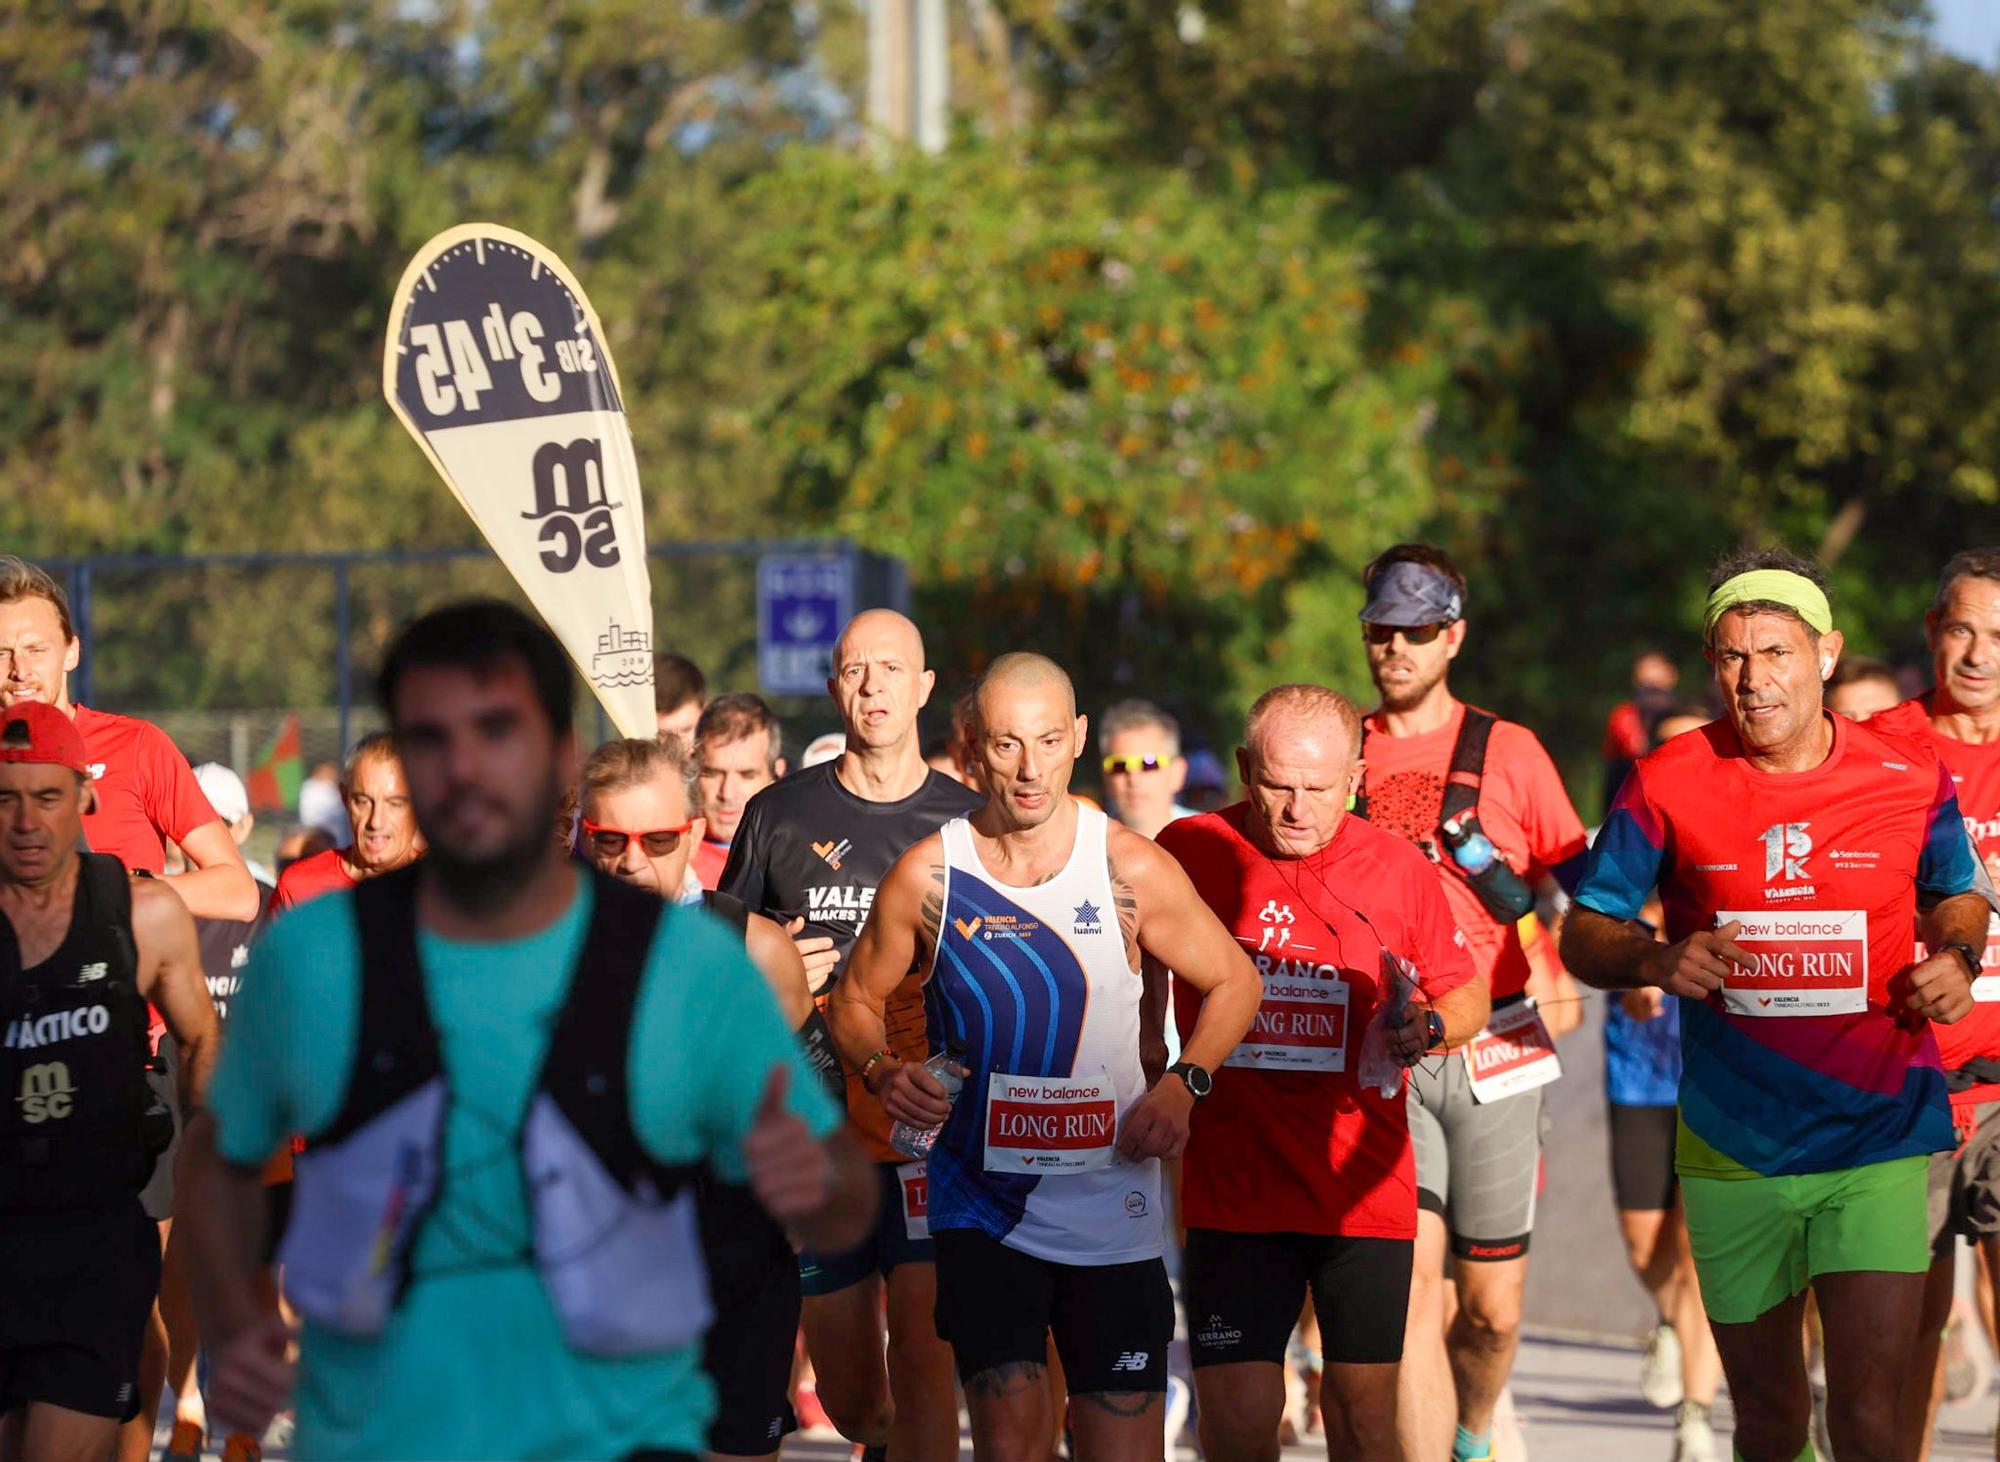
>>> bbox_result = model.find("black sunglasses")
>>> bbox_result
[1363,622,1450,646]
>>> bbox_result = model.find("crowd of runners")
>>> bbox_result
[3,538,2000,1462]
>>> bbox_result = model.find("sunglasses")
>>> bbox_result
[1103,755,1173,776]
[580,818,695,859]
[1363,621,1450,646]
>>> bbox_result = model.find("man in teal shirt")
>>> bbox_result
[180,603,875,1461]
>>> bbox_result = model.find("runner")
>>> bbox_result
[829,651,1264,1462]
[719,609,978,1462]
[1099,699,1197,841]
[271,733,422,912]
[1602,649,1681,804]
[1351,543,1590,1462]
[580,734,841,1462]
[1156,683,1487,1462]
[1561,548,1990,1462]
[1600,710,1721,1462]
[655,651,707,746]
[0,701,217,1462]
[692,694,787,892]
[1866,549,2000,1461]
[272,826,332,878]
[1826,657,1905,722]
[0,555,258,1462]
[183,600,874,1462]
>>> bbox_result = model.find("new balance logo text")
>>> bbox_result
[1111,1351,1150,1372]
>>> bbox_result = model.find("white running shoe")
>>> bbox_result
[1671,1400,1717,1462]
[1640,1323,1685,1409]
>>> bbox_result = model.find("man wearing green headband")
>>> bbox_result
[1562,546,1993,1462]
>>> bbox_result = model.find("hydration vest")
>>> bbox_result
[278,865,712,1357]
[0,853,156,1213]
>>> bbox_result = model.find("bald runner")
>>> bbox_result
[719,610,978,1462]
[833,651,1262,1462]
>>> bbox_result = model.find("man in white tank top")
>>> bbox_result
[832,652,1263,1462]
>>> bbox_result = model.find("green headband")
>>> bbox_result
[1702,569,1833,638]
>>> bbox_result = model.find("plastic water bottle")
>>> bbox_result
[890,1041,970,1159]
[1441,812,1497,875]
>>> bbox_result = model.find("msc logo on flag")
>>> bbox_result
[524,438,620,574]
[16,1061,75,1124]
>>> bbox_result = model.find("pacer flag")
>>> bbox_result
[383,224,656,736]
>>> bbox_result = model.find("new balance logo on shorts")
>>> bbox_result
[1111,1351,1150,1372]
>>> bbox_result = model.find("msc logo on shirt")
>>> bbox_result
[1760,823,1812,883]
[16,1061,75,1123]
[812,838,852,871]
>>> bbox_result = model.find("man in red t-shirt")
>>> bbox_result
[1871,548,2000,1459]
[1352,543,1589,1462]
[0,558,256,925]
[273,733,423,913]
[1162,683,1485,1462]
[692,694,786,893]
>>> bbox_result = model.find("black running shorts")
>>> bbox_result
[1184,1228,1413,1368]
[1608,1103,1679,1214]
[0,1202,160,1421]
[699,1180,800,1457]
[932,1228,1173,1396]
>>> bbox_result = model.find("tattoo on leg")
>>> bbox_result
[966,1360,1047,1399]
[1075,1390,1161,1417]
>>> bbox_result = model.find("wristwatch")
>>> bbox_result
[1425,1010,1447,1052]
[1939,942,1983,981]
[1166,1061,1212,1101]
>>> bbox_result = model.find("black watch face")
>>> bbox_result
[1180,1064,1212,1097]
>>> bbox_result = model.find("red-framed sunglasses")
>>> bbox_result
[580,818,696,858]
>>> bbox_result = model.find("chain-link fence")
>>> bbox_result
[44,540,906,814]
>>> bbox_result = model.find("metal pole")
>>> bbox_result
[334,560,353,755]
[915,0,949,155]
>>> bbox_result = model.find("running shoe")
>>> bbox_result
[1671,1399,1717,1462]
[162,1419,204,1462]
[220,1434,262,1462]
[1640,1322,1685,1409]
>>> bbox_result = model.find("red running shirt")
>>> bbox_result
[1160,805,1476,1238]
[74,706,217,874]
[273,848,358,913]
[1359,702,1588,1000]
[1873,697,2000,1101]
[691,838,729,892]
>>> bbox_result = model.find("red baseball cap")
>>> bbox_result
[0,702,88,776]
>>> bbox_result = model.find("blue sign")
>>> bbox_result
[758,554,854,696]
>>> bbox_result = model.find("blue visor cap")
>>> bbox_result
[1359,560,1463,627]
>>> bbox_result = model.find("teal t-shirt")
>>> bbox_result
[210,869,842,1461]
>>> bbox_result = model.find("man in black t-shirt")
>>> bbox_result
[721,609,978,1462]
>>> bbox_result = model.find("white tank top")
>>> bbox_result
[921,803,1162,1265]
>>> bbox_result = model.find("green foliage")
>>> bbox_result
[4,0,2000,790]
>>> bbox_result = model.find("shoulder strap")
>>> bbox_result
[1440,708,1498,826]
[79,853,137,982]
[539,870,667,1190]
[317,865,443,1146]
[700,890,752,942]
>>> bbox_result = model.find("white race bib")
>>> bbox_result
[983,1070,1118,1174]
[1225,969,1350,1073]
[1462,1000,1562,1103]
[1718,910,1869,1017]
[896,1161,929,1241]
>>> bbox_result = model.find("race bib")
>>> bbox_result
[896,1161,929,1241]
[1225,970,1350,1073]
[1463,1000,1562,1103]
[1718,910,1869,1017]
[984,1070,1118,1174]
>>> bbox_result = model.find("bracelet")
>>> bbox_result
[859,1049,896,1092]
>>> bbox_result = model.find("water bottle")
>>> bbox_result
[890,1040,970,1160]
[1440,813,1497,876]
